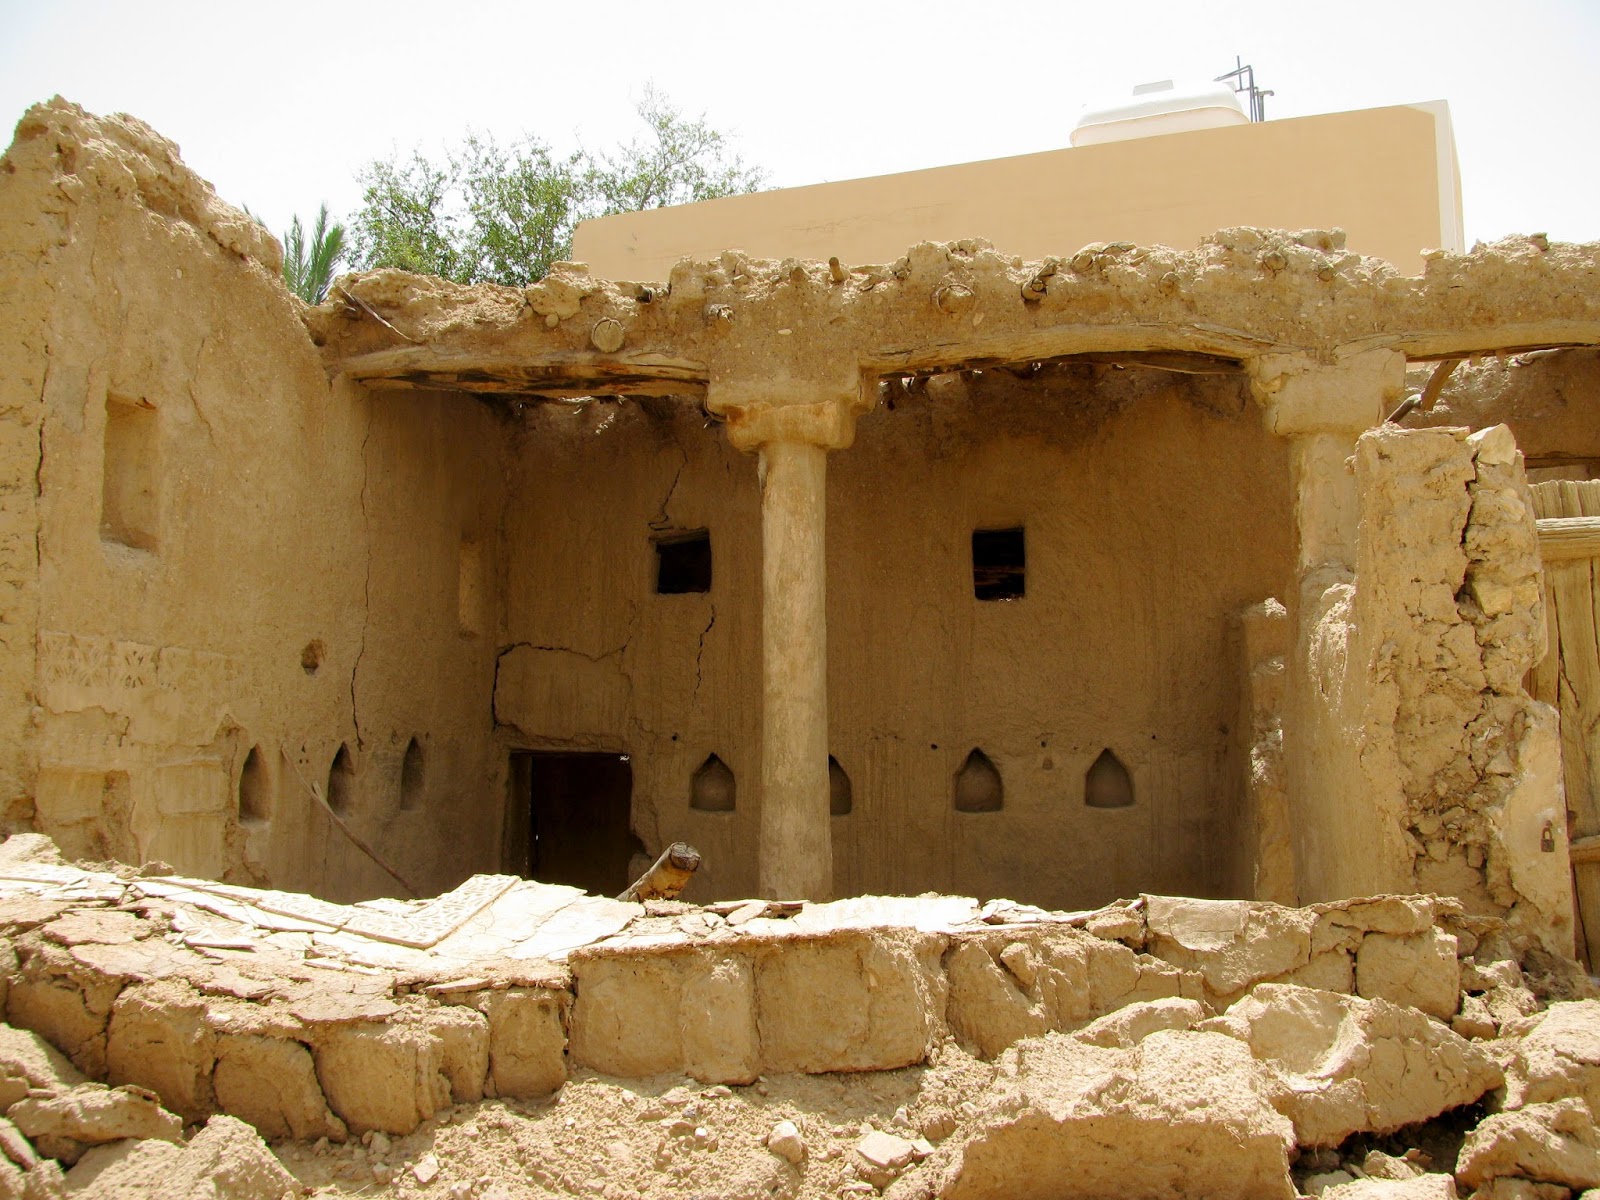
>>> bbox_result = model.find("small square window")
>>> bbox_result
[972,527,1025,600]
[655,530,711,594]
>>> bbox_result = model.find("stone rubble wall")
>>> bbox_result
[0,839,1593,1197]
[0,847,1545,1142]
[1362,426,1568,945]
[1290,424,1570,951]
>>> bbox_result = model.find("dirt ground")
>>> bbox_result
[274,1044,994,1200]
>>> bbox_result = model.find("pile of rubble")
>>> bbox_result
[0,832,1597,1198]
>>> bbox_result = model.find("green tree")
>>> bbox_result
[281,204,348,303]
[457,134,585,288]
[348,153,464,281]
[583,85,765,216]
[349,90,765,287]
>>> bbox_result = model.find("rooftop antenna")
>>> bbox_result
[1215,56,1273,122]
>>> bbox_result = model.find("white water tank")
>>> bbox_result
[1071,79,1248,147]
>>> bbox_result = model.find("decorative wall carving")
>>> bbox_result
[37,630,243,744]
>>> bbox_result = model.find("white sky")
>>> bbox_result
[3,0,1598,254]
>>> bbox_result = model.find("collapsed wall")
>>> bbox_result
[0,834,1594,1198]
[1285,422,1569,950]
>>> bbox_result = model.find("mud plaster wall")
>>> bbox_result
[0,101,508,902]
[1288,424,1571,950]
[497,367,1295,909]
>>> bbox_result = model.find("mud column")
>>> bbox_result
[707,378,872,901]
[1250,349,1408,902]
[757,437,831,899]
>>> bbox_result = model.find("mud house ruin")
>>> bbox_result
[2,98,1599,967]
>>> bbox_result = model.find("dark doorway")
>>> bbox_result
[505,752,635,895]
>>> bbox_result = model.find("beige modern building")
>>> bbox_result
[573,101,1464,280]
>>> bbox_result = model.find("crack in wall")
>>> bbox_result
[694,605,716,698]
[491,639,630,730]
[648,445,689,531]
[186,332,217,447]
[350,410,373,750]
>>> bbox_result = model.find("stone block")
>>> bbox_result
[1504,999,1600,1112]
[1457,1099,1600,1192]
[64,1114,295,1200]
[1355,928,1460,1019]
[1144,895,1313,1000]
[1071,998,1206,1049]
[465,988,566,1100]
[105,980,215,1122]
[31,769,105,827]
[423,1004,488,1104]
[6,942,120,1077]
[939,1030,1295,1200]
[0,1024,84,1094]
[142,814,226,882]
[680,955,758,1085]
[1285,949,1355,993]
[569,947,762,1085]
[755,931,942,1074]
[944,939,1047,1060]
[150,761,230,816]
[312,1018,452,1136]
[9,1082,181,1163]
[568,953,688,1078]
[212,1034,346,1142]
[1201,983,1500,1146]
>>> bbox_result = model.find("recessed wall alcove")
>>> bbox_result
[954,749,1003,812]
[327,745,354,815]
[1085,748,1135,809]
[690,753,736,812]
[829,756,852,815]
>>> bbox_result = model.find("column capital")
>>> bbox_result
[1249,347,1407,438]
[706,368,876,453]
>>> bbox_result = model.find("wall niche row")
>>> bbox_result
[954,748,1003,812]
[690,753,736,812]
[1084,748,1135,808]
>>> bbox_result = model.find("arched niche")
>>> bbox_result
[327,744,355,814]
[954,748,1003,812]
[238,745,270,826]
[690,753,736,812]
[1085,748,1135,809]
[400,738,425,812]
[829,755,853,816]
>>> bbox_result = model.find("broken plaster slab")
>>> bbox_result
[340,874,520,948]
[156,874,524,951]
[0,863,114,887]
[506,896,642,961]
[792,894,980,935]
